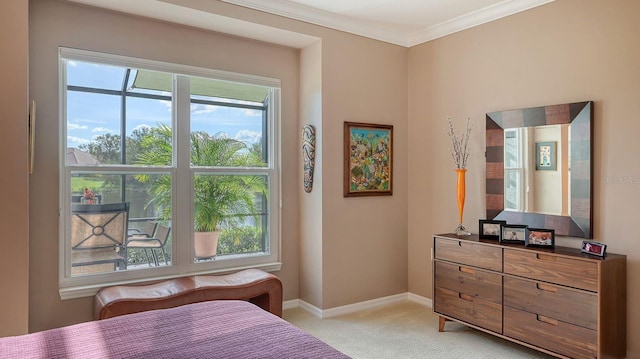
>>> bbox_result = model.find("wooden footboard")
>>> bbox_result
[94,269,283,319]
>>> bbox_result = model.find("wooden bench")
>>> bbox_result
[94,269,283,320]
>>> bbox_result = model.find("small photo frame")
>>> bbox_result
[535,141,556,170]
[479,219,507,240]
[525,228,555,248]
[500,224,528,244]
[581,240,607,257]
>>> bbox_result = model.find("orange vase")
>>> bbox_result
[454,169,471,236]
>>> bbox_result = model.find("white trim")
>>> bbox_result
[65,0,319,49]
[283,299,300,311]
[58,49,283,297]
[407,0,556,46]
[293,293,419,319]
[222,0,555,47]
[407,292,433,308]
[67,0,553,48]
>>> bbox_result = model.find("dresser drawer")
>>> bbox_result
[504,276,597,330]
[435,261,502,304]
[503,249,598,291]
[504,306,597,359]
[435,287,502,333]
[435,238,502,271]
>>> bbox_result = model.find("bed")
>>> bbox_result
[0,299,350,358]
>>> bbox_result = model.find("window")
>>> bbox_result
[504,128,525,211]
[59,48,281,298]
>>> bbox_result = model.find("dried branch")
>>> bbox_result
[446,117,472,169]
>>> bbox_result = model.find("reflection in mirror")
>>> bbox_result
[504,124,570,216]
[486,101,593,238]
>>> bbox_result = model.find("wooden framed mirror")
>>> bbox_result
[486,101,593,238]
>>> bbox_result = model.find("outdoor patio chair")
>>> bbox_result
[126,225,171,266]
[71,202,130,272]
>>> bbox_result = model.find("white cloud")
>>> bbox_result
[92,127,113,133]
[235,130,261,144]
[243,109,261,117]
[67,123,88,130]
[76,118,105,124]
[67,60,77,67]
[67,136,91,145]
[191,103,218,115]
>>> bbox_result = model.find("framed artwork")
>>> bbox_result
[581,240,606,257]
[344,122,393,197]
[499,224,528,244]
[535,141,556,170]
[479,219,506,240]
[525,228,555,248]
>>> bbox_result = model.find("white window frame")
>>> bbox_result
[504,128,526,212]
[58,48,281,299]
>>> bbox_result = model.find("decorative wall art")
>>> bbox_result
[344,122,393,197]
[535,141,556,170]
[301,125,316,193]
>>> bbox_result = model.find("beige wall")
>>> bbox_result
[27,0,409,331]
[17,0,639,355]
[408,0,640,356]
[28,0,300,331]
[0,0,30,337]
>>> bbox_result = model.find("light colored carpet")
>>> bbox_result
[283,301,555,359]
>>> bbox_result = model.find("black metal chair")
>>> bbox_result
[70,203,129,273]
[126,225,171,266]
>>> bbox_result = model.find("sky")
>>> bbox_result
[65,60,264,149]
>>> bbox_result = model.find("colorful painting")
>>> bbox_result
[535,141,556,170]
[344,122,393,197]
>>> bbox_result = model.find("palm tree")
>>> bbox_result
[135,124,267,259]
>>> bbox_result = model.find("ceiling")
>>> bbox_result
[220,0,554,46]
[68,0,554,47]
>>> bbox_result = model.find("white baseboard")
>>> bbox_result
[285,292,431,319]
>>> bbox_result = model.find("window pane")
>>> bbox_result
[67,61,125,91]
[70,172,172,276]
[67,92,122,157]
[504,170,520,211]
[126,97,173,166]
[190,77,267,167]
[504,129,520,169]
[193,174,268,262]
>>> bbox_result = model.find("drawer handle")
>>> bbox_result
[458,241,463,247]
[459,266,475,275]
[536,283,558,293]
[536,314,558,326]
[459,293,474,302]
[535,253,557,262]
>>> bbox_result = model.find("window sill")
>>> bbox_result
[59,261,282,300]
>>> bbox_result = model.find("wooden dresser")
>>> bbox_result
[433,233,626,359]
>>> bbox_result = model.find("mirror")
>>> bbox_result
[486,101,593,238]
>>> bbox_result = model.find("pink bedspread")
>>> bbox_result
[0,300,350,358]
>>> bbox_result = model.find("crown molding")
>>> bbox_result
[407,0,556,46]
[220,0,410,46]
[222,0,555,47]
[66,0,319,48]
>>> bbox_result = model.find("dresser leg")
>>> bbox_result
[438,316,448,332]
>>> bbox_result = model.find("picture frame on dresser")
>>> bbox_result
[499,224,527,244]
[479,219,506,240]
[525,228,555,248]
[581,240,607,257]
